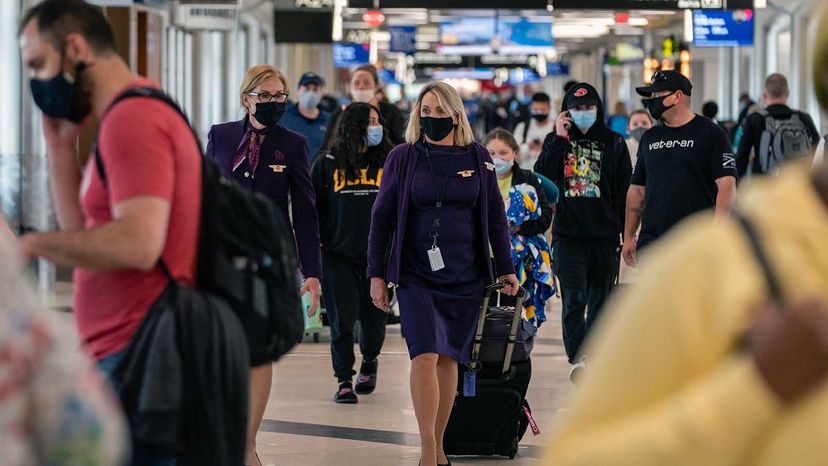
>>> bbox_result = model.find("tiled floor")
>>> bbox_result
[47,285,572,465]
[257,299,571,466]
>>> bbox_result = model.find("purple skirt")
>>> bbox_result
[396,278,484,364]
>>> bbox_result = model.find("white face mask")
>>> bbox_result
[352,89,375,103]
[493,157,514,176]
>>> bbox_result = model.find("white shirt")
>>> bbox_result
[514,118,555,170]
[626,137,640,168]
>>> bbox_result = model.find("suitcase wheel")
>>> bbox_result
[507,436,519,459]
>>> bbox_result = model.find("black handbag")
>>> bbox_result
[469,283,537,374]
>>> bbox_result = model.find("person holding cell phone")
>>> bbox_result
[367,82,518,466]
[534,83,632,383]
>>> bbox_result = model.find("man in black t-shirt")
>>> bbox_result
[622,71,738,267]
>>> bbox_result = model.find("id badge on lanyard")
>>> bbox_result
[424,144,454,272]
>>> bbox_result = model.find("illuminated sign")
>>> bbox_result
[693,9,754,47]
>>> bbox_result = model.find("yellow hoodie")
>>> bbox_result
[544,164,828,466]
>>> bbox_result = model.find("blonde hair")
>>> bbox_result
[239,64,288,110]
[405,81,474,146]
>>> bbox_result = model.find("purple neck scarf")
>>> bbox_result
[232,123,269,174]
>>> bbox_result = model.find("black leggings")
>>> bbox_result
[321,252,388,381]
[553,238,619,363]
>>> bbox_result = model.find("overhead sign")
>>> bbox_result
[389,26,417,54]
[679,0,721,7]
[438,18,553,55]
[333,43,371,68]
[439,18,495,55]
[498,19,554,54]
[349,0,547,7]
[293,0,334,6]
[551,0,752,9]
[546,62,570,76]
[413,53,539,70]
[693,9,754,47]
[178,0,239,4]
[172,0,239,30]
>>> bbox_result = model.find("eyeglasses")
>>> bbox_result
[247,91,289,104]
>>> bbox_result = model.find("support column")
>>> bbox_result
[717,47,731,119]
[731,47,741,121]
[0,0,23,231]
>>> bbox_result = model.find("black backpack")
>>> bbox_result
[95,87,303,364]
[758,110,813,174]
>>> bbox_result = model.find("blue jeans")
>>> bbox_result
[97,351,177,466]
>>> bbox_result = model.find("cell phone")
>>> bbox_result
[561,111,572,130]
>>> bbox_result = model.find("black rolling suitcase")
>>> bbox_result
[443,283,539,459]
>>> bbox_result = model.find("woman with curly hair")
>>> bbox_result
[312,102,394,403]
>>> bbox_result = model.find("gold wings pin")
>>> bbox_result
[269,164,287,173]
[457,170,475,177]
[484,162,495,171]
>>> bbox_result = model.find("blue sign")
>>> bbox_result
[693,9,754,47]
[333,43,370,68]
[546,62,570,76]
[378,68,401,85]
[389,26,417,54]
[499,19,554,53]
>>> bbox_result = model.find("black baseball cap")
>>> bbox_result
[299,72,324,87]
[636,70,692,97]
[566,84,599,109]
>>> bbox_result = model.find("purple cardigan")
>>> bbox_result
[206,119,322,279]
[367,142,515,285]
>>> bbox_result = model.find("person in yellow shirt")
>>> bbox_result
[544,10,828,462]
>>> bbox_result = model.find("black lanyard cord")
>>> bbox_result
[423,143,456,246]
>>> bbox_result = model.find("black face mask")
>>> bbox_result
[421,116,455,142]
[252,101,286,127]
[30,62,91,123]
[531,112,549,122]
[644,92,676,121]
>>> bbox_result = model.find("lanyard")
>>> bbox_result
[423,143,456,248]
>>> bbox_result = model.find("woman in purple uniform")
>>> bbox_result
[205,65,322,466]
[368,82,519,466]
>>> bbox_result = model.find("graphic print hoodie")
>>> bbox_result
[534,83,632,242]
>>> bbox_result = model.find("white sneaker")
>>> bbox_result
[568,356,590,385]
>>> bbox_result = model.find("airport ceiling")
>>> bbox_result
[338,7,684,57]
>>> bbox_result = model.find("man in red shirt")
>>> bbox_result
[18,1,200,464]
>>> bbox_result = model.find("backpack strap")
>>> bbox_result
[733,212,783,303]
[94,87,202,185]
[93,87,198,284]
[523,120,531,143]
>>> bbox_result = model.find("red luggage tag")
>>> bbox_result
[463,370,476,397]
[523,406,540,436]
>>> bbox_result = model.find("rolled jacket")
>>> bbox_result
[206,118,322,279]
[367,142,515,285]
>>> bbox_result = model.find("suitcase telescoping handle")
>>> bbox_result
[469,282,527,375]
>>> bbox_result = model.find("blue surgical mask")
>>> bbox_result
[570,109,597,132]
[493,157,514,176]
[365,125,384,147]
[299,90,322,110]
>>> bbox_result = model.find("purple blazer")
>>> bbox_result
[206,118,322,279]
[367,142,514,286]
